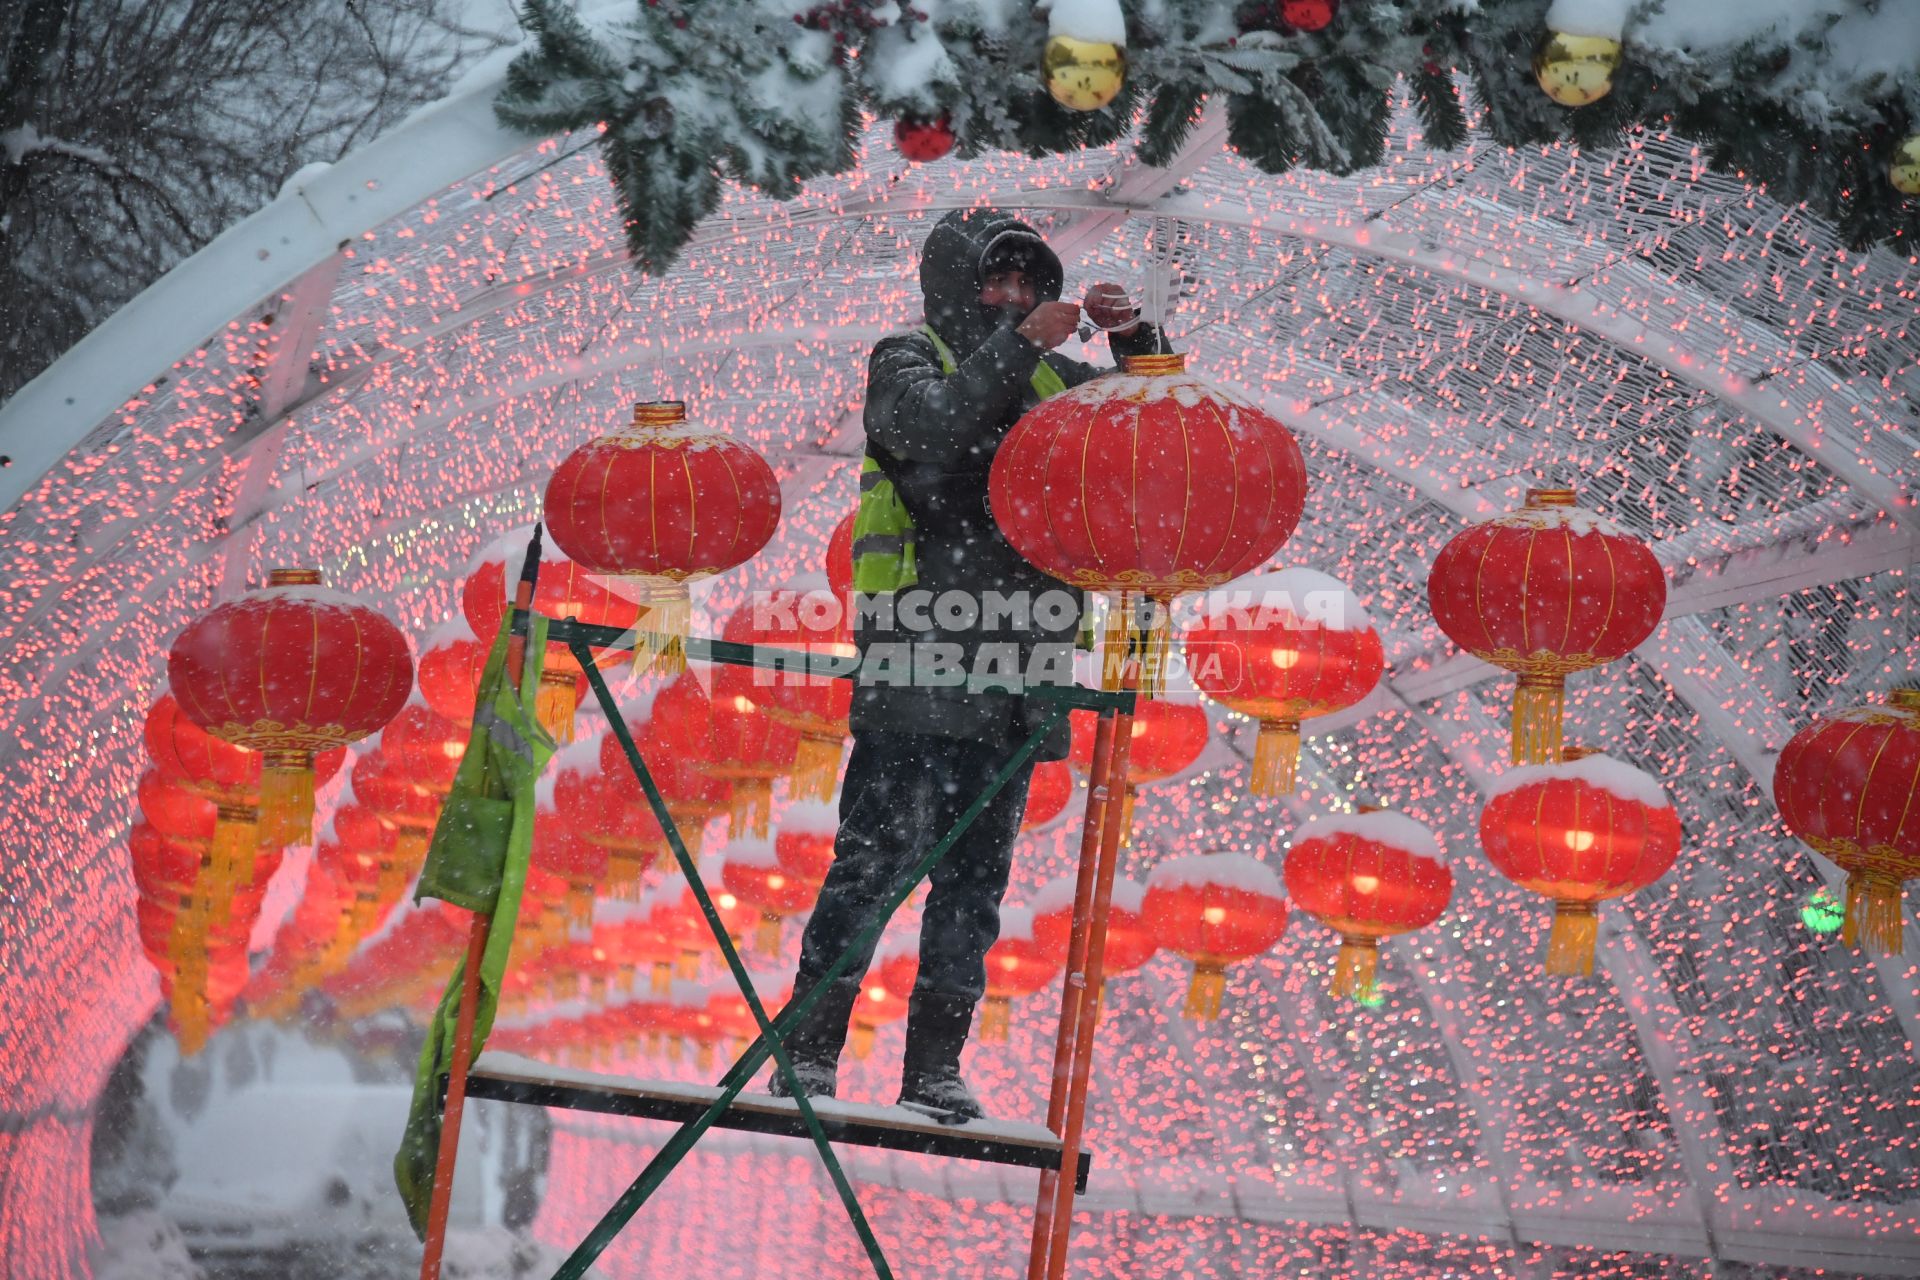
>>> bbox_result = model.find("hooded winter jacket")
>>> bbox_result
[851,207,1163,756]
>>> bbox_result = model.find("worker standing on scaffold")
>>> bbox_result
[772,207,1163,1123]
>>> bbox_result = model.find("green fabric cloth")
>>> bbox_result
[394,610,554,1239]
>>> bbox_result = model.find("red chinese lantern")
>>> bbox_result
[1774,688,1920,956]
[1143,852,1289,1018]
[1069,695,1209,843]
[381,698,466,796]
[776,800,839,884]
[1479,749,1682,975]
[848,979,909,1059]
[875,931,920,1004]
[1030,873,1158,978]
[826,511,855,603]
[416,617,489,725]
[532,803,611,931]
[894,112,956,162]
[727,584,855,801]
[988,352,1307,693]
[462,527,637,742]
[1022,759,1073,832]
[1186,568,1384,794]
[543,400,781,673]
[649,859,759,976]
[707,666,802,838]
[1284,810,1451,999]
[167,568,412,849]
[710,971,792,1056]
[599,902,683,996]
[979,906,1060,1042]
[128,821,202,902]
[1428,490,1665,764]
[349,747,439,897]
[721,835,820,957]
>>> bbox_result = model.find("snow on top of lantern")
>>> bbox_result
[1545,0,1629,40]
[667,978,708,1008]
[1490,753,1673,810]
[1196,567,1374,634]
[257,579,392,617]
[1044,0,1128,46]
[998,904,1036,942]
[1501,502,1627,539]
[1148,852,1283,897]
[1031,872,1146,918]
[723,834,778,867]
[1053,367,1256,415]
[782,799,839,835]
[424,615,477,647]
[1294,811,1446,863]
[550,731,606,779]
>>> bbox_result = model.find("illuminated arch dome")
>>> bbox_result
[2,35,1918,1280]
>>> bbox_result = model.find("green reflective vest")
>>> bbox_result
[852,325,1068,595]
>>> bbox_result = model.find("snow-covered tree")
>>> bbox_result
[0,0,511,404]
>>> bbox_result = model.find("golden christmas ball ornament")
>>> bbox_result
[1892,133,1920,197]
[1044,34,1126,112]
[1533,30,1622,107]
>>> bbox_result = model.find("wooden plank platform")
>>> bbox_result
[467,1052,1091,1192]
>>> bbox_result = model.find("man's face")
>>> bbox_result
[980,268,1038,322]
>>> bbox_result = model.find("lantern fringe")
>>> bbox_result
[566,881,595,929]
[676,949,701,980]
[1183,961,1227,1020]
[1101,594,1172,697]
[608,852,649,901]
[789,733,844,801]
[1116,784,1139,848]
[1251,720,1302,796]
[1844,871,1904,956]
[636,584,691,676]
[535,669,580,744]
[1512,674,1566,765]
[1332,937,1379,1000]
[755,914,784,957]
[258,756,315,848]
[617,962,638,991]
[730,780,773,839]
[849,1023,878,1060]
[1545,901,1600,976]
[207,809,258,923]
[978,995,1012,1043]
[651,960,674,996]
[694,1041,715,1072]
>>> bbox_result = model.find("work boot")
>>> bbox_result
[767,974,859,1101]
[897,990,986,1125]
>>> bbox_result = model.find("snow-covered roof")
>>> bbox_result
[2,29,1919,1278]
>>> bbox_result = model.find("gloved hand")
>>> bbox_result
[1082,282,1140,336]
[1015,300,1083,350]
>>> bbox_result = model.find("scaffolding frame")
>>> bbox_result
[416,602,1141,1280]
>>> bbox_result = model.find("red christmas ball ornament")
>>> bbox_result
[461,527,636,743]
[167,568,412,851]
[989,352,1307,694]
[1143,852,1289,1018]
[978,906,1060,1042]
[1279,0,1337,33]
[1030,873,1158,978]
[893,111,956,162]
[543,400,781,673]
[1284,810,1451,1000]
[1774,687,1920,956]
[1428,489,1665,764]
[1479,749,1682,975]
[1186,568,1384,795]
[1022,758,1073,832]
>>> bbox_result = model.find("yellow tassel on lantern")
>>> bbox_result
[258,749,317,848]
[730,780,773,839]
[1115,784,1139,849]
[1101,593,1172,698]
[1512,673,1566,765]
[1251,719,1302,796]
[1183,959,1227,1020]
[651,960,674,995]
[676,949,701,980]
[1331,936,1379,1000]
[634,583,691,676]
[1544,900,1600,975]
[849,1023,878,1060]
[755,914,784,958]
[535,668,580,744]
[566,881,595,929]
[789,733,844,802]
[1844,871,1905,956]
[208,803,260,919]
[978,995,1012,1043]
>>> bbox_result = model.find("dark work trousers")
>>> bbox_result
[795,728,1036,1005]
